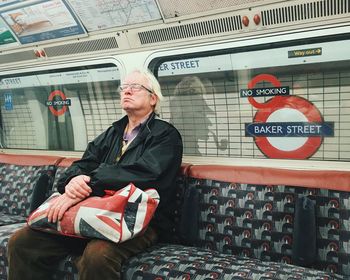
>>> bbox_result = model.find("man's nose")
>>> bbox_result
[122,87,133,95]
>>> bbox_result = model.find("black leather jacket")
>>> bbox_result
[57,112,183,241]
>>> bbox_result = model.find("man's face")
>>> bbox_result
[120,72,157,114]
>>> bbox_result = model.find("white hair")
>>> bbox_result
[126,69,163,113]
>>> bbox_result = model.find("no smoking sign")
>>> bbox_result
[241,74,334,159]
[46,90,71,117]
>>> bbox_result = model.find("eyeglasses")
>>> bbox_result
[118,83,153,94]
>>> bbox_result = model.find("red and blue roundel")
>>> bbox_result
[46,90,71,117]
[244,74,334,159]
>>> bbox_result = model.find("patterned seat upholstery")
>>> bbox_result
[123,244,344,279]
[53,163,348,279]
[179,165,350,278]
[0,213,27,226]
[0,157,349,280]
[0,164,56,224]
[0,154,62,280]
[0,223,26,279]
[185,177,349,276]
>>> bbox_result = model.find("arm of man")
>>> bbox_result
[56,128,113,194]
[89,126,182,196]
[46,193,83,223]
[64,175,92,199]
[47,142,103,219]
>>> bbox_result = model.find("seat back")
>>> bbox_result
[183,165,350,276]
[0,154,62,218]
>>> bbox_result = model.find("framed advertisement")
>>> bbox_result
[1,0,86,44]
[0,16,18,46]
[67,0,161,31]
[0,0,23,8]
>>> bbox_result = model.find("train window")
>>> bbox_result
[156,39,350,161]
[0,63,121,151]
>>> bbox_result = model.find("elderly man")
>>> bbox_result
[8,69,183,280]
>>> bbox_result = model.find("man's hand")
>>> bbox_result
[46,193,82,223]
[65,175,92,199]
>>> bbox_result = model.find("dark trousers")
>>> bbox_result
[7,226,158,280]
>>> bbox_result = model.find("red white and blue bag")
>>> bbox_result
[27,183,159,243]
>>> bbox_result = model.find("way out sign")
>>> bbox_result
[242,74,334,159]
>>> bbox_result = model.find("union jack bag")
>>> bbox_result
[27,183,160,243]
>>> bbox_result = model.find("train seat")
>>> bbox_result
[123,164,349,279]
[0,156,348,279]
[0,153,63,279]
[51,160,192,280]
[0,154,62,225]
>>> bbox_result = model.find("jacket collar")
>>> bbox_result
[113,112,156,151]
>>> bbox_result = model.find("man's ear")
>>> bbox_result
[150,93,157,107]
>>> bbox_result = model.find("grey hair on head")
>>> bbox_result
[126,69,163,113]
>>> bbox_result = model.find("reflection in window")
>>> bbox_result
[160,74,230,156]
[157,45,350,161]
[167,76,228,155]
[0,64,121,151]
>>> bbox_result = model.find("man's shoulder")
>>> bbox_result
[153,116,176,130]
[151,116,181,137]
